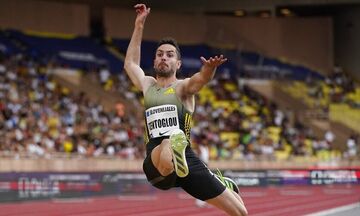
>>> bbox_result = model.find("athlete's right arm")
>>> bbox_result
[124,4,155,92]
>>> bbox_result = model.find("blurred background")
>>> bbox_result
[0,0,359,215]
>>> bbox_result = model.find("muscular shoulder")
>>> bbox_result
[175,78,194,100]
[175,78,191,96]
[142,76,157,94]
[175,78,195,112]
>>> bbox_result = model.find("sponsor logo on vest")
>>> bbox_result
[159,130,171,136]
[164,88,175,95]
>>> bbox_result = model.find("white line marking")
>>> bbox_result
[305,202,360,216]
[117,195,157,201]
[242,191,267,197]
[280,190,312,196]
[51,198,93,203]
[252,197,357,216]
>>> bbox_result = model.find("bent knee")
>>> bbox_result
[158,164,174,176]
[227,203,248,216]
[230,209,248,216]
[241,208,248,216]
[237,206,248,216]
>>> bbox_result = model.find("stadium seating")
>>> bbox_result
[0,29,357,163]
[3,29,123,72]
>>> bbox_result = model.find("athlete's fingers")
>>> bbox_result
[201,56,227,66]
[134,4,146,10]
[135,4,150,14]
[200,56,207,63]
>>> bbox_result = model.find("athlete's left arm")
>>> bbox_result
[180,55,227,95]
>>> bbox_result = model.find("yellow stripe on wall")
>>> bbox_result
[24,30,76,39]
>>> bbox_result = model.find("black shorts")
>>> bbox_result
[143,138,226,201]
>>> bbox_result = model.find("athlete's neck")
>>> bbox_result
[156,76,177,88]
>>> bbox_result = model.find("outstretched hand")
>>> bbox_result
[134,4,150,26]
[200,55,227,68]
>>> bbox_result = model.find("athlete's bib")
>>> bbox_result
[145,104,180,138]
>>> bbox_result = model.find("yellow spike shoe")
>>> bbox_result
[170,129,189,178]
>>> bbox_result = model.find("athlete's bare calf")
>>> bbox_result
[151,139,173,176]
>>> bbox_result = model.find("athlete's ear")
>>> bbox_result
[176,60,181,70]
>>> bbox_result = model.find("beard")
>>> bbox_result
[154,66,175,78]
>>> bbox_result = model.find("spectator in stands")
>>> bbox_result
[324,130,335,146]
[345,133,358,160]
[0,52,145,158]
[123,4,247,216]
[98,65,111,88]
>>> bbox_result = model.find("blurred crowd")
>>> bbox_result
[98,67,359,161]
[190,72,357,161]
[1,52,359,161]
[0,53,144,159]
[306,66,359,109]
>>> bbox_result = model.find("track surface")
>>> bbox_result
[1,185,359,216]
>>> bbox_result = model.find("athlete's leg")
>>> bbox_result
[232,190,245,206]
[206,188,248,216]
[215,172,245,205]
[177,146,246,215]
[149,129,189,177]
[195,198,207,208]
[150,139,174,176]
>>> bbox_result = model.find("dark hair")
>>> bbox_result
[157,37,181,59]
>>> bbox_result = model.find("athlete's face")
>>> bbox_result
[154,44,181,78]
